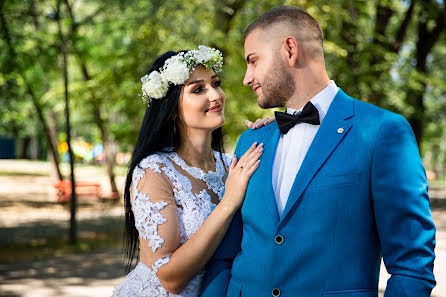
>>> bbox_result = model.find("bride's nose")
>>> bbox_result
[208,87,222,102]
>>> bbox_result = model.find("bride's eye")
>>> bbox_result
[212,80,222,88]
[192,86,204,94]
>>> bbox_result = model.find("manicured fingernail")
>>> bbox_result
[252,142,257,146]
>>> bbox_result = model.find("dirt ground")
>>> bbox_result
[0,160,445,297]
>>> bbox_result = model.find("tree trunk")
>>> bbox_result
[20,137,31,159]
[26,85,64,180]
[76,54,119,197]
[340,1,360,96]
[94,106,119,196]
[56,0,77,245]
[368,1,394,107]
[406,0,445,147]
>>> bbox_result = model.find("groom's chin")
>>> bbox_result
[257,96,270,109]
[258,99,283,109]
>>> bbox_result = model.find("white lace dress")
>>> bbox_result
[112,150,231,297]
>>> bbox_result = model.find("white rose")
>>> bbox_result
[195,45,213,63]
[162,58,190,85]
[142,71,168,99]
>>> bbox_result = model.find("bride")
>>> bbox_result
[112,46,269,296]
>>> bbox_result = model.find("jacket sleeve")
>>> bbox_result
[371,114,436,297]
[199,136,245,297]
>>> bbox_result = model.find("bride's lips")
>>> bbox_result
[206,104,222,112]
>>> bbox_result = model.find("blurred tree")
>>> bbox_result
[404,0,445,146]
[0,0,63,179]
[2,0,446,176]
[321,0,445,147]
[62,0,119,197]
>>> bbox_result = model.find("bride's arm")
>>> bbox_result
[136,143,262,294]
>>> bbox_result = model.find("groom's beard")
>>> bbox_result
[258,56,295,109]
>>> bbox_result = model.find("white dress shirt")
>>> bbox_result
[272,81,339,216]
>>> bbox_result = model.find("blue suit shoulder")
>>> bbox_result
[349,96,411,130]
[238,121,278,143]
[234,123,278,158]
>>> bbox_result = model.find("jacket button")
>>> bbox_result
[272,288,281,296]
[274,235,284,245]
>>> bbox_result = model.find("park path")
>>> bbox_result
[1,208,444,297]
[0,248,125,297]
[0,160,445,296]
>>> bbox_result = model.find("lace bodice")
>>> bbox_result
[113,150,231,297]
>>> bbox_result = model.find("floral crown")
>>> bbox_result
[140,45,223,105]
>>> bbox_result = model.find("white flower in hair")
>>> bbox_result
[141,71,168,100]
[195,45,213,63]
[162,56,190,85]
[140,45,223,106]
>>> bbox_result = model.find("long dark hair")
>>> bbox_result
[124,51,226,271]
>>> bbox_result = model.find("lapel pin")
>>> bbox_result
[337,127,344,134]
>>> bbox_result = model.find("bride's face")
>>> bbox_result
[178,66,226,133]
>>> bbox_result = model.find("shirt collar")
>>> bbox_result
[286,80,338,123]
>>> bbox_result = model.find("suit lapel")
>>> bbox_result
[257,122,281,222]
[279,89,355,223]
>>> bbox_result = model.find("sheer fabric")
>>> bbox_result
[112,150,231,297]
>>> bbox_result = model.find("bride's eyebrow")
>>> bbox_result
[187,80,203,86]
[187,75,219,86]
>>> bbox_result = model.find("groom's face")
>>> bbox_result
[244,29,295,109]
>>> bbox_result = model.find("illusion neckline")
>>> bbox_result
[168,150,222,179]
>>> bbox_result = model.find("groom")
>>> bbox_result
[200,6,436,297]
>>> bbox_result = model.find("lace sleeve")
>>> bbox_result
[131,161,180,266]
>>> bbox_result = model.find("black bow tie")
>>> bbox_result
[275,102,320,134]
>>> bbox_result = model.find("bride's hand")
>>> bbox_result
[245,116,276,129]
[221,142,263,211]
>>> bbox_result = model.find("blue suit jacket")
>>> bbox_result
[200,90,436,297]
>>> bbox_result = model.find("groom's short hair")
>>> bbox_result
[244,6,323,47]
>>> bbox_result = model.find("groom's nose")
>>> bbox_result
[243,68,253,86]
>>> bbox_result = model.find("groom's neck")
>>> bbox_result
[286,67,330,110]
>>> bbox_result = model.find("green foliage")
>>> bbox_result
[1,0,445,172]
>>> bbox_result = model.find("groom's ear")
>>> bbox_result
[282,37,299,67]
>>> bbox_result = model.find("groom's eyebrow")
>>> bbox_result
[246,53,255,64]
[187,75,219,86]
